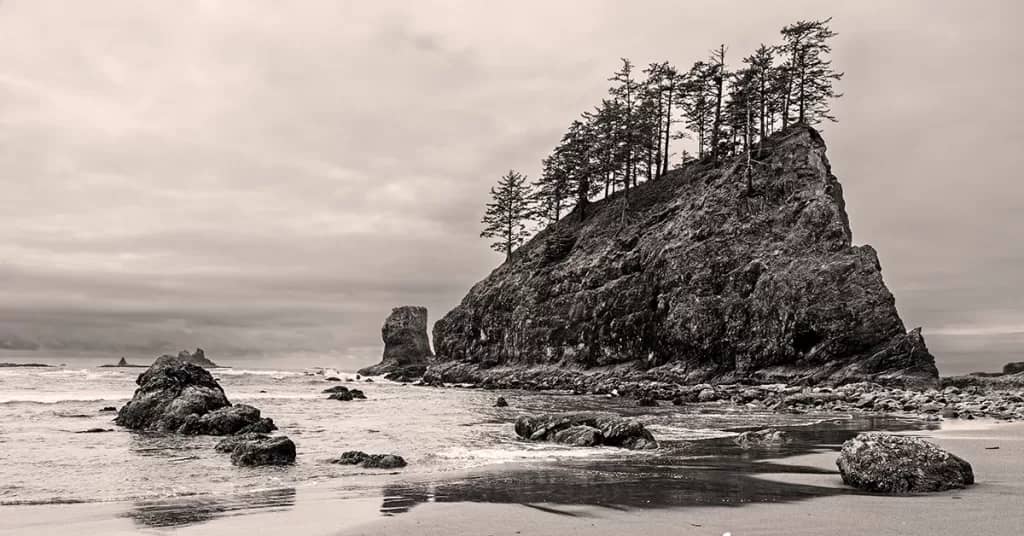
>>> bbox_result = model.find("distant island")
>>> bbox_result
[99,348,220,368]
[0,362,55,368]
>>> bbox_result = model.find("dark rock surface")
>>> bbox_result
[329,450,407,469]
[99,406,117,412]
[328,388,366,401]
[734,428,791,448]
[76,428,113,434]
[494,396,509,407]
[114,356,274,434]
[221,435,296,466]
[358,306,433,377]
[1004,362,1024,375]
[836,432,974,493]
[514,412,658,449]
[158,348,218,368]
[428,125,938,389]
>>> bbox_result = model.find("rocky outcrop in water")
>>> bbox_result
[358,306,433,378]
[216,434,296,466]
[329,450,407,469]
[734,428,791,448]
[115,356,274,434]
[514,413,658,449]
[836,432,974,493]
[159,348,218,368]
[429,125,938,389]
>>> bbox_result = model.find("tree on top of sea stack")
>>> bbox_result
[480,170,534,262]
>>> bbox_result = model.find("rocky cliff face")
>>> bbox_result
[429,125,939,389]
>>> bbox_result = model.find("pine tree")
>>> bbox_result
[608,58,642,190]
[708,44,728,161]
[681,61,715,159]
[779,18,843,125]
[743,44,776,143]
[531,153,572,224]
[480,170,534,262]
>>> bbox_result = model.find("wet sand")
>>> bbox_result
[2,420,1021,536]
[337,420,1024,536]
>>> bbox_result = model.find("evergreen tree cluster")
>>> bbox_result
[481,18,842,261]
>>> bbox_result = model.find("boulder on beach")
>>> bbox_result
[514,413,658,450]
[494,396,509,407]
[329,450,407,469]
[323,385,350,394]
[836,432,974,493]
[357,306,433,378]
[114,356,275,434]
[217,434,296,466]
[734,428,792,448]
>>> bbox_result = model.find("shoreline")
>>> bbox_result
[3,418,1020,535]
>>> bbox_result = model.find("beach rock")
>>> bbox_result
[76,428,113,433]
[637,395,658,407]
[330,450,407,469]
[514,413,658,450]
[99,406,117,412]
[325,376,341,382]
[384,364,428,382]
[328,389,365,401]
[734,428,792,448]
[428,125,939,389]
[836,432,974,493]
[226,435,296,466]
[178,404,277,435]
[357,306,433,378]
[323,386,350,394]
[1003,362,1024,375]
[697,389,718,403]
[551,425,603,446]
[214,433,269,452]
[494,396,509,407]
[114,356,273,434]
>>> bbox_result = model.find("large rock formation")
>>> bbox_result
[836,432,974,493]
[429,125,939,389]
[115,356,274,434]
[358,306,433,377]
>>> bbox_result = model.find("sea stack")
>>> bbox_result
[428,125,939,389]
[159,348,218,368]
[358,306,433,378]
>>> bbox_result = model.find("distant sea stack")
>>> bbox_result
[160,348,218,368]
[428,125,939,389]
[358,306,433,377]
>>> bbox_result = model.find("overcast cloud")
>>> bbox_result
[1,0,1021,372]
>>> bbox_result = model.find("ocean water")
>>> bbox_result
[0,364,935,529]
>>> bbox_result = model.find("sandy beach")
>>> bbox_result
[3,419,1021,536]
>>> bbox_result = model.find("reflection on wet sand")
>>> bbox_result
[123,487,296,528]
[376,417,938,515]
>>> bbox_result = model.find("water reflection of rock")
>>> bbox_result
[124,487,296,528]
[378,418,939,515]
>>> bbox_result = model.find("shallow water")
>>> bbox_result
[0,364,937,530]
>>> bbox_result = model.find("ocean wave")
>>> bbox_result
[0,394,126,405]
[213,369,308,378]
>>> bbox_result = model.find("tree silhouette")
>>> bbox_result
[480,170,534,262]
[779,18,843,125]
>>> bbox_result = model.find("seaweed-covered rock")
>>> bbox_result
[358,306,433,377]
[836,432,974,493]
[514,413,658,449]
[734,428,791,448]
[115,356,274,434]
[329,450,407,469]
[429,125,938,389]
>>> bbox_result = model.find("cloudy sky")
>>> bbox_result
[1,1,1021,372]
